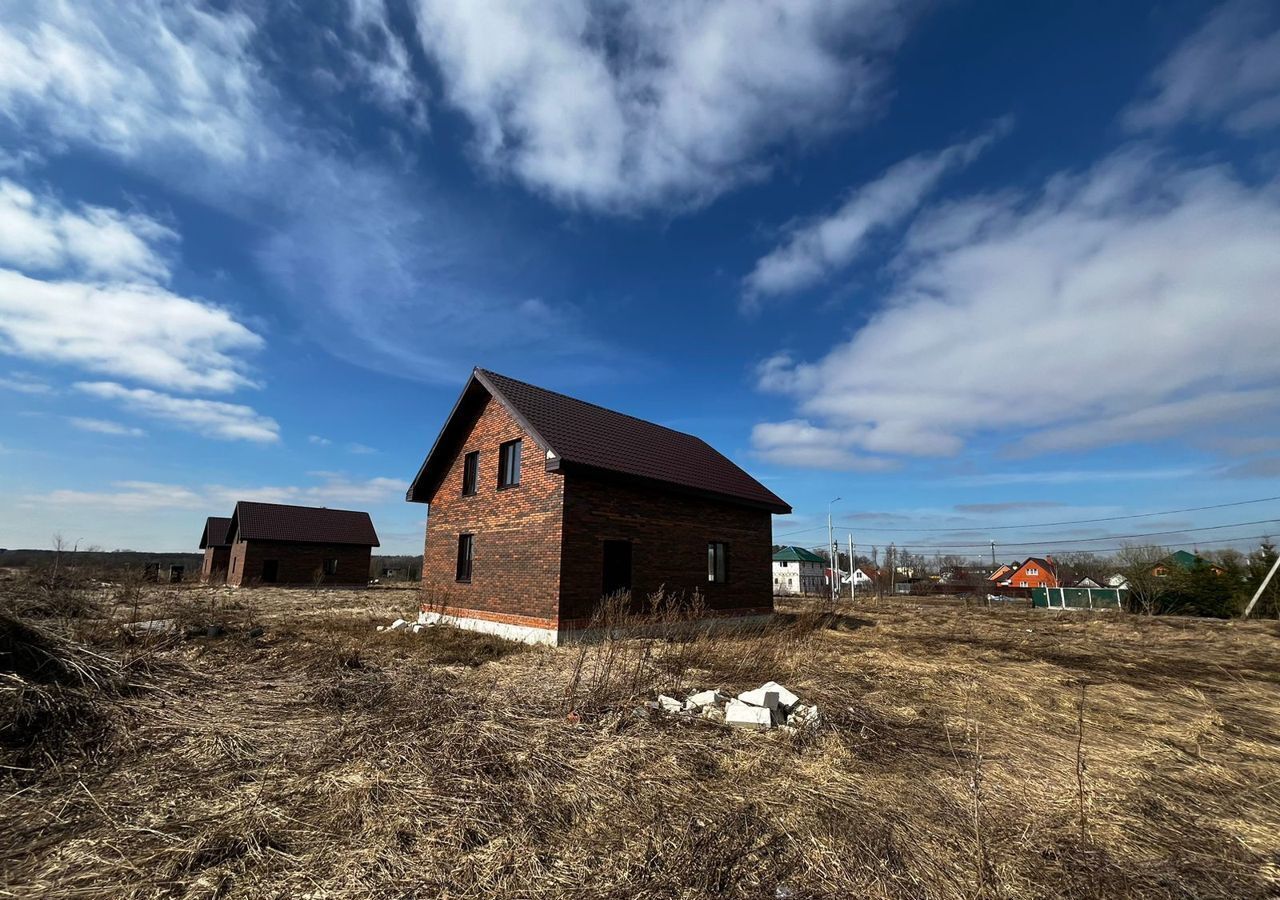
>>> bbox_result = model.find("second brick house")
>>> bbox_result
[407,368,791,644]
[223,501,380,587]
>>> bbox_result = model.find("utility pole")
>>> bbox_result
[991,540,996,569]
[828,496,841,604]
[848,532,854,596]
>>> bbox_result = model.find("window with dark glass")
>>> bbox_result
[498,439,522,488]
[708,542,728,583]
[456,534,474,582]
[461,450,479,496]
[323,558,338,576]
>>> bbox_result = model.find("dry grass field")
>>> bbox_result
[3,571,1279,899]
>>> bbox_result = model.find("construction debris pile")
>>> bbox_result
[644,681,821,732]
[377,611,441,634]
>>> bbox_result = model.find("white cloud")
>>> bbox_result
[0,1,269,164]
[0,2,628,385]
[0,178,175,282]
[31,474,409,512]
[308,434,333,446]
[413,0,918,211]
[0,372,54,395]
[1125,0,1280,134]
[75,382,280,443]
[757,148,1280,462]
[743,122,1009,302]
[67,417,145,437]
[347,442,379,455]
[0,268,263,393]
[750,419,901,471]
[347,0,427,126]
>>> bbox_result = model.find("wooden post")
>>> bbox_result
[1244,553,1280,617]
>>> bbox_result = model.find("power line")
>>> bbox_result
[823,494,1280,534]
[832,518,1280,550]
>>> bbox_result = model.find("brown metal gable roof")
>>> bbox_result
[407,368,790,513]
[199,516,231,549]
[227,502,380,546]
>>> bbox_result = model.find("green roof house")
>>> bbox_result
[772,545,825,595]
[1157,550,1224,575]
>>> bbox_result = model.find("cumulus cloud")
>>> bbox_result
[743,121,1010,303]
[67,417,145,437]
[0,268,263,393]
[1125,0,1280,134]
[413,0,919,211]
[755,148,1280,463]
[0,179,176,282]
[75,382,280,443]
[750,419,901,471]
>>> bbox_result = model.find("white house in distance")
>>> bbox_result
[772,546,825,595]
[851,565,879,591]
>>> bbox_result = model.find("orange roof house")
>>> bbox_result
[1007,557,1057,589]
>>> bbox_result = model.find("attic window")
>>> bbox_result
[498,439,521,488]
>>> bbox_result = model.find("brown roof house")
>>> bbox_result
[224,501,379,587]
[198,516,232,584]
[407,368,791,644]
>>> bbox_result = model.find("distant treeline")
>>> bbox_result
[0,549,425,581]
[0,549,203,571]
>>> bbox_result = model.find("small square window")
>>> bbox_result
[708,542,729,583]
[456,534,474,583]
[323,558,338,576]
[461,450,479,496]
[498,439,522,488]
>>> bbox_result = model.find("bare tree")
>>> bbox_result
[1115,544,1170,615]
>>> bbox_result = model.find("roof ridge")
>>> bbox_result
[478,368,706,443]
[236,499,370,516]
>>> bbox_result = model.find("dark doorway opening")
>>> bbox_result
[261,559,279,583]
[602,540,632,597]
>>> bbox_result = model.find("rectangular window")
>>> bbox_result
[461,450,479,496]
[456,534,474,583]
[498,439,522,488]
[708,542,728,583]
[323,558,338,576]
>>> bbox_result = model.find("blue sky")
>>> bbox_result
[2,0,1279,557]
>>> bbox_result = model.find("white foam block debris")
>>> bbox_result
[758,681,800,712]
[646,682,819,733]
[389,618,407,631]
[685,689,727,710]
[725,699,773,730]
[737,686,780,711]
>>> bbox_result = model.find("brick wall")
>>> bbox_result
[200,546,230,584]
[559,469,774,625]
[420,395,564,626]
[226,540,372,586]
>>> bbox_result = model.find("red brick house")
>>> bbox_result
[407,368,791,644]
[198,516,231,583]
[224,501,379,587]
[1007,556,1058,589]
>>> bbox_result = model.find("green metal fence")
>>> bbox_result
[1032,587,1125,610]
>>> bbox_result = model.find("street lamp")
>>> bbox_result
[828,497,841,603]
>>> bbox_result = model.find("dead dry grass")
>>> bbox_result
[2,575,1279,899]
